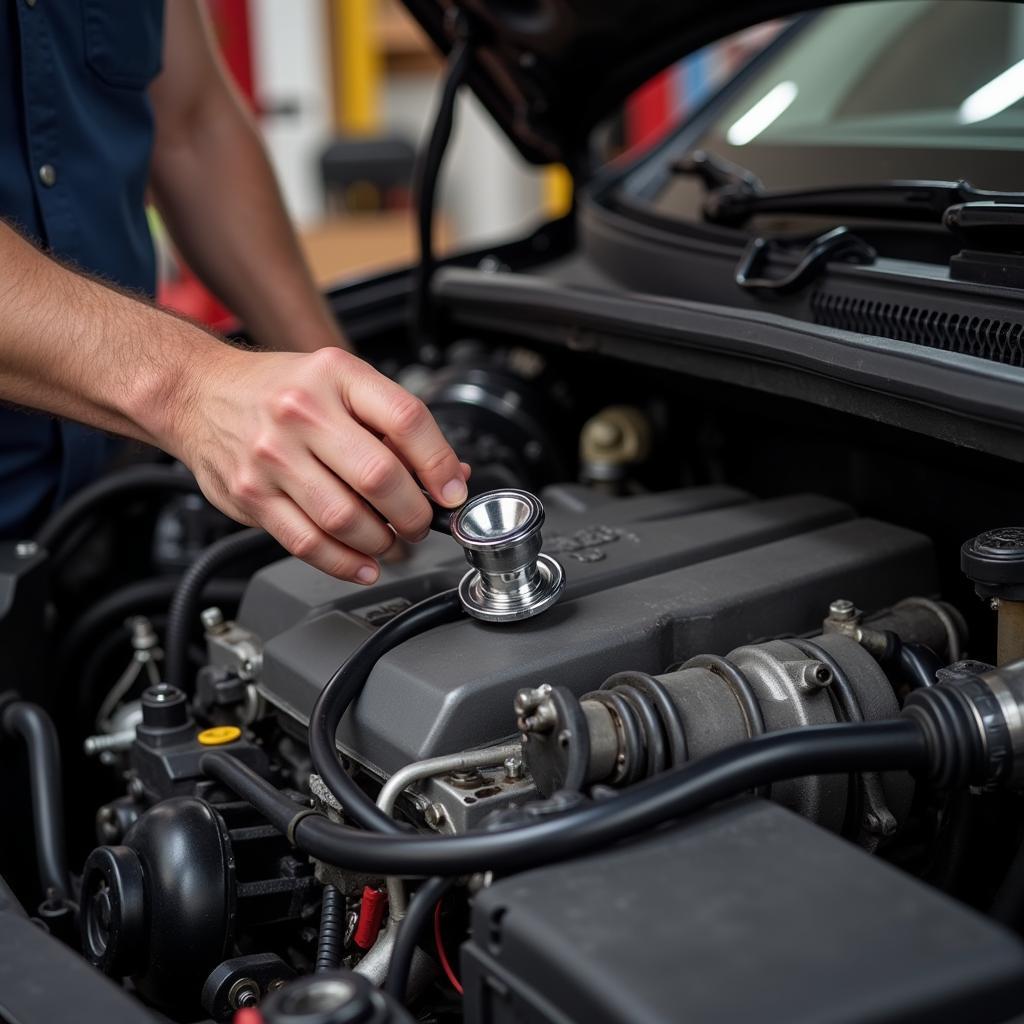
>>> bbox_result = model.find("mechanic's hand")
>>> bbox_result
[174,346,469,583]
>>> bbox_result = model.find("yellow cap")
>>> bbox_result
[197,725,242,746]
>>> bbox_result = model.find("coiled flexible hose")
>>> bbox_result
[315,885,346,973]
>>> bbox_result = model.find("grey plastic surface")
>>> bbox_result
[462,799,1024,1024]
[247,487,937,774]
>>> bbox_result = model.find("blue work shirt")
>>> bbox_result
[0,0,165,538]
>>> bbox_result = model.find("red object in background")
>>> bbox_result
[206,0,256,107]
[353,887,388,950]
[626,69,675,150]
[233,1009,264,1024]
[159,266,238,333]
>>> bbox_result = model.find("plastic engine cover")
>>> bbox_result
[461,799,1024,1024]
[243,485,938,774]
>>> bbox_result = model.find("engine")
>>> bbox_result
[6,347,1024,1024]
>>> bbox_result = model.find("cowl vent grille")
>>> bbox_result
[811,291,1024,367]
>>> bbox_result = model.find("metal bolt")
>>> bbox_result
[448,768,485,789]
[828,599,857,621]
[14,540,38,559]
[83,729,136,756]
[267,978,287,993]
[200,606,225,632]
[513,684,552,717]
[588,418,623,450]
[129,616,159,650]
[424,803,448,829]
[127,777,145,801]
[228,978,260,1009]
[799,661,833,693]
[97,806,120,843]
[503,756,524,781]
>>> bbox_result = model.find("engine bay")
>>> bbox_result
[5,332,1024,1024]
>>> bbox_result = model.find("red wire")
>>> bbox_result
[434,898,464,995]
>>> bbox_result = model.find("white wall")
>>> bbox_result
[248,1,546,242]
[249,0,334,225]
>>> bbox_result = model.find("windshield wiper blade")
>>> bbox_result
[673,151,1024,227]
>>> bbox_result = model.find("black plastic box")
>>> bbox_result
[463,799,1024,1024]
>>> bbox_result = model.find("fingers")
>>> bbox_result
[340,365,468,509]
[310,422,436,543]
[258,493,381,584]
[278,453,396,557]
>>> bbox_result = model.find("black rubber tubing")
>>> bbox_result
[58,577,247,681]
[384,876,454,1001]
[307,588,466,835]
[35,464,201,553]
[205,717,930,878]
[411,37,471,343]
[2,702,70,901]
[164,528,281,691]
[315,885,346,973]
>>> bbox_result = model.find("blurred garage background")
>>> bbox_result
[157,0,779,330]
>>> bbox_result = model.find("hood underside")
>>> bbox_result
[401,0,841,166]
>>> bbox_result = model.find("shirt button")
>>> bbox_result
[24,0,37,8]
[38,164,56,187]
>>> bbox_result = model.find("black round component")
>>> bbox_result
[262,970,414,1024]
[80,797,235,1011]
[962,528,1024,599]
[141,683,189,729]
[80,845,146,976]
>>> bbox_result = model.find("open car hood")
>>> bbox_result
[400,0,838,167]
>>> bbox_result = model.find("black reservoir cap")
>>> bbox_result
[962,528,1024,600]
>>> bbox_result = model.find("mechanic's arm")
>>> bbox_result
[0,223,468,582]
[148,0,345,354]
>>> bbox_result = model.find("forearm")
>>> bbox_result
[149,89,346,354]
[0,221,467,585]
[0,221,227,453]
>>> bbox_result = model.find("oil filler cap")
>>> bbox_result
[197,725,242,746]
[450,488,565,623]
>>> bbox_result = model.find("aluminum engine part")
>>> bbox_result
[243,485,939,777]
[520,632,909,836]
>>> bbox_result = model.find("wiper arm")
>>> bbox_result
[673,151,1024,227]
[673,149,764,194]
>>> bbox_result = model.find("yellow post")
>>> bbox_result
[332,0,381,135]
[543,164,574,218]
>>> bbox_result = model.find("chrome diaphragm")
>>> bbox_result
[449,489,565,623]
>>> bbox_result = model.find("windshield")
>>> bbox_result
[636,1,1024,218]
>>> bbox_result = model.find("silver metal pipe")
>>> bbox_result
[354,741,520,983]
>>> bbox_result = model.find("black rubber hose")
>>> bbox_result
[57,577,247,682]
[165,528,281,691]
[411,37,471,344]
[384,876,454,1001]
[2,702,69,901]
[308,589,465,834]
[205,718,930,878]
[315,885,346,973]
[899,643,942,691]
[35,464,201,554]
